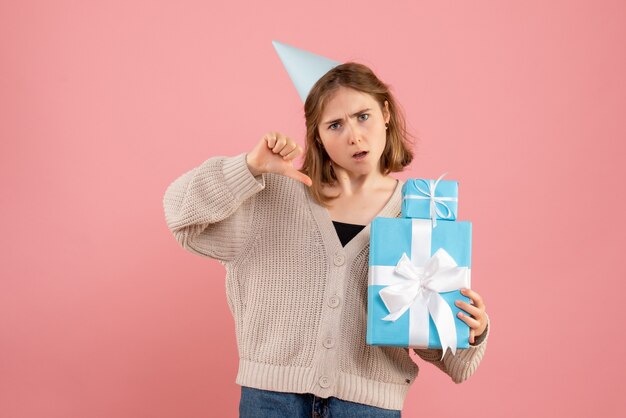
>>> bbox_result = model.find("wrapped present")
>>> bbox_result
[367,217,472,357]
[401,174,458,222]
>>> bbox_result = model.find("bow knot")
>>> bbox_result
[403,173,457,227]
[378,249,470,358]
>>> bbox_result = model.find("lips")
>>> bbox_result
[353,151,368,158]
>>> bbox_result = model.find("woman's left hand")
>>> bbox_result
[455,288,488,344]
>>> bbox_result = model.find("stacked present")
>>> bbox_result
[367,174,473,357]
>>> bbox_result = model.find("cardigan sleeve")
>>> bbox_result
[413,315,490,383]
[163,152,265,262]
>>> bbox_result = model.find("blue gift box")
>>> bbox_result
[401,178,458,221]
[367,217,472,350]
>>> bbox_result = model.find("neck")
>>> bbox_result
[331,166,387,196]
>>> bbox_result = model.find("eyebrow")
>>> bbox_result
[323,108,371,126]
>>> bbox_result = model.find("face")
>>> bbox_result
[317,86,390,177]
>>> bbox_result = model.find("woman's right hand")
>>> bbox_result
[246,132,313,187]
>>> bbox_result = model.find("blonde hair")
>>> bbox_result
[299,62,415,207]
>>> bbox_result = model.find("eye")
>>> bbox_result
[358,113,369,121]
[329,122,341,130]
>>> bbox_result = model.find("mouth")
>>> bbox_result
[352,151,369,160]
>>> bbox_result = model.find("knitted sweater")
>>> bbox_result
[162,153,489,410]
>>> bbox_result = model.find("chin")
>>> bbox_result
[336,160,377,175]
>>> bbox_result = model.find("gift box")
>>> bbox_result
[367,217,472,354]
[401,176,458,221]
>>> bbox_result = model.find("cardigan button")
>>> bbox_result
[333,252,345,266]
[323,337,335,349]
[328,295,341,308]
[319,376,331,388]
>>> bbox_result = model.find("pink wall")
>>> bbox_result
[2,1,625,417]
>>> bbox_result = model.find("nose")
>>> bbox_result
[346,119,361,144]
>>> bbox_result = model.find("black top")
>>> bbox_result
[332,220,366,247]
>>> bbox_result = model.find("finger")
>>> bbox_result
[283,144,302,161]
[266,132,277,148]
[455,300,483,318]
[470,328,475,344]
[284,168,312,187]
[457,311,481,329]
[279,141,298,157]
[272,136,288,153]
[460,288,485,309]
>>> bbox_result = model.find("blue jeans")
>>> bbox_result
[239,386,402,418]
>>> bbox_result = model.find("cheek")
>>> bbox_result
[324,143,342,157]
[374,135,388,156]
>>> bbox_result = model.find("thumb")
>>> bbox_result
[283,166,313,187]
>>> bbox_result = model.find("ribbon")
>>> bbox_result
[369,219,471,359]
[379,249,470,358]
[403,173,457,227]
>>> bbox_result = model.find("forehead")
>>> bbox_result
[320,86,379,117]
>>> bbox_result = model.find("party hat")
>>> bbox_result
[272,40,341,102]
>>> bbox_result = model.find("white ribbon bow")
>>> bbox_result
[379,249,470,358]
[403,173,457,227]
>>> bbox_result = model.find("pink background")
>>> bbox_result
[2,1,625,417]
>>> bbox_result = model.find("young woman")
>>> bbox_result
[163,62,489,417]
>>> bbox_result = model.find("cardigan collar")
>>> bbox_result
[306,178,404,260]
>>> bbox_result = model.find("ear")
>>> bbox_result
[383,100,390,124]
